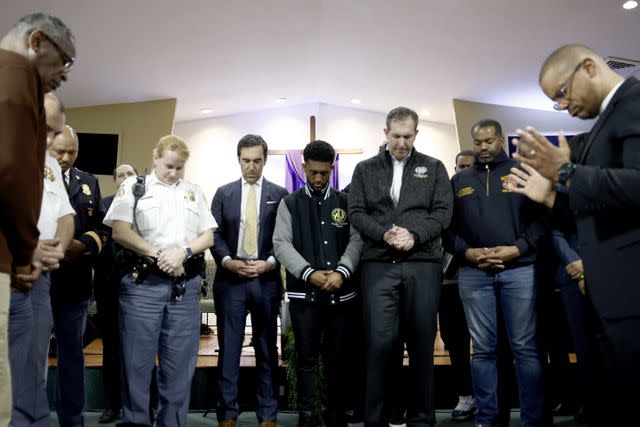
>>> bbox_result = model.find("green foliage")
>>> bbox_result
[283,323,327,413]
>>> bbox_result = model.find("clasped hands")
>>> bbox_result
[13,238,65,293]
[465,246,520,270]
[309,270,344,292]
[506,126,573,208]
[383,225,415,252]
[224,259,273,278]
[156,248,186,278]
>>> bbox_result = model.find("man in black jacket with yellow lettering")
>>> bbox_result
[446,119,549,427]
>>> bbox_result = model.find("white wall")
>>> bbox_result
[174,103,460,201]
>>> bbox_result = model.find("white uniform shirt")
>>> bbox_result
[103,172,217,249]
[37,153,75,239]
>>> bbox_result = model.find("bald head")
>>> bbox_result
[44,92,65,147]
[48,125,78,173]
[539,44,623,119]
[539,45,606,83]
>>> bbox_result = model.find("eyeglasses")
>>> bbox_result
[44,34,74,70]
[552,62,582,111]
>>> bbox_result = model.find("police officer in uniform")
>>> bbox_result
[9,92,75,427]
[104,135,216,427]
[48,125,108,427]
[273,141,362,427]
[95,163,138,424]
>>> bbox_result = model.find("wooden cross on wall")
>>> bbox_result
[267,115,363,155]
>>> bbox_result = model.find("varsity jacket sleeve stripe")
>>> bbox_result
[337,225,363,278]
[273,199,313,280]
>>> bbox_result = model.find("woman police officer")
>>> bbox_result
[104,135,217,426]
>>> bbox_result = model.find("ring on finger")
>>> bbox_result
[530,149,536,156]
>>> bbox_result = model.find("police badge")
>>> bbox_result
[82,183,92,196]
[186,189,196,202]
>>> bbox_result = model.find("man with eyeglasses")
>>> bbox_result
[508,44,640,426]
[0,12,75,426]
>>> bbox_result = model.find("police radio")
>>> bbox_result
[132,169,147,233]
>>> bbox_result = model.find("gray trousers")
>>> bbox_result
[119,272,201,427]
[361,261,441,427]
[9,273,52,427]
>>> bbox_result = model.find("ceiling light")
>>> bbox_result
[275,98,287,104]
[351,98,361,104]
[200,108,213,114]
[421,110,431,117]
[623,1,638,9]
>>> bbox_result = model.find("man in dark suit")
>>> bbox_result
[211,134,288,427]
[94,163,137,424]
[48,125,108,427]
[509,44,640,425]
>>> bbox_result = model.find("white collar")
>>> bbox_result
[600,80,624,115]
[149,170,182,187]
[242,176,264,186]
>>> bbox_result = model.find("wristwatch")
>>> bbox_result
[183,247,193,260]
[557,162,576,186]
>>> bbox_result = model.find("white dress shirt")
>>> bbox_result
[390,152,410,207]
[599,80,624,115]
[237,176,263,259]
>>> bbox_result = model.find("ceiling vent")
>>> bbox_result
[604,56,640,77]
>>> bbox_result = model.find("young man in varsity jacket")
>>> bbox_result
[273,140,363,427]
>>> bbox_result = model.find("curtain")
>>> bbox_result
[284,150,340,193]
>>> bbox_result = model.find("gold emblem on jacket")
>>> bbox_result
[457,187,474,198]
[82,183,92,196]
[331,208,347,225]
[186,189,196,202]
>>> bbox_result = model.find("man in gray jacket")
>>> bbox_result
[274,140,362,427]
[348,107,453,427]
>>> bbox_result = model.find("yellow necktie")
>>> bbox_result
[243,184,258,256]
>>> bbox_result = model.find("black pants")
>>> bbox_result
[95,273,122,410]
[289,298,359,414]
[587,297,640,427]
[361,261,441,427]
[438,282,472,398]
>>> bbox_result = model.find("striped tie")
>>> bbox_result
[243,184,258,256]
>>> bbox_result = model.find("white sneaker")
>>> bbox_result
[451,395,477,421]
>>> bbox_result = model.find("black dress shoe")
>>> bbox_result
[98,407,122,423]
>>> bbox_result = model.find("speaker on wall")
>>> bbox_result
[75,132,119,175]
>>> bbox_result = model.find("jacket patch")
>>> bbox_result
[413,166,429,178]
[457,187,475,198]
[501,175,516,192]
[331,208,347,227]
